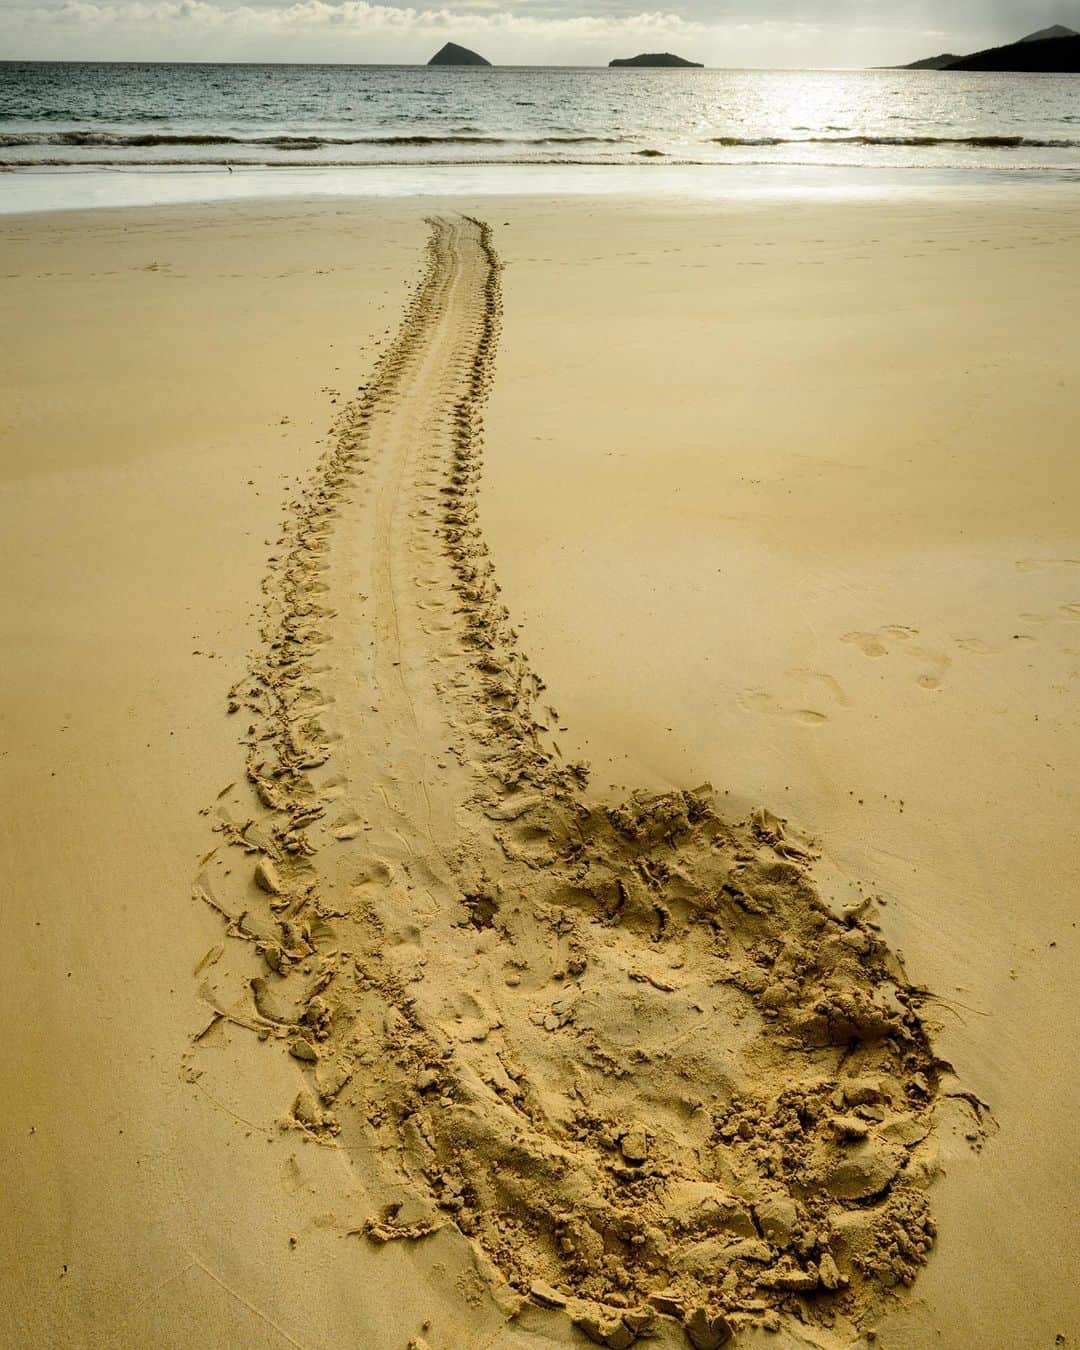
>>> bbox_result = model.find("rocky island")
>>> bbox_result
[428,42,491,66]
[947,29,1079,71]
[899,24,1078,70]
[609,52,704,68]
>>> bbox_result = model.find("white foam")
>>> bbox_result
[4,161,1073,215]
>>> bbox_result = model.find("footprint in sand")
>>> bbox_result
[955,637,993,655]
[738,691,828,725]
[911,648,951,691]
[738,669,848,724]
[789,668,852,707]
[842,625,918,658]
[842,626,949,690]
[1060,603,1080,620]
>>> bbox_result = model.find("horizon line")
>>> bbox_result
[0,58,960,73]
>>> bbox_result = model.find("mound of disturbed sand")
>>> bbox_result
[191,217,971,1347]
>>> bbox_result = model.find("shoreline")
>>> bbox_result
[3,193,1077,1348]
[3,160,1080,217]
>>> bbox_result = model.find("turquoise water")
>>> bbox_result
[3,62,1080,210]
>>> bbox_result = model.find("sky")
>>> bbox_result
[1,0,1077,67]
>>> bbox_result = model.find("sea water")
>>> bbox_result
[3,61,1079,212]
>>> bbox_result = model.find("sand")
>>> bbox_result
[482,196,1080,1350]
[2,192,1077,1350]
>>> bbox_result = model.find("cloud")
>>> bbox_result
[29,0,702,37]
[3,0,1074,63]
[4,0,712,63]
[1,0,710,62]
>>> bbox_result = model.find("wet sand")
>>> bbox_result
[2,194,1077,1349]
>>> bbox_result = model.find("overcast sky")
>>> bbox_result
[2,1,1077,67]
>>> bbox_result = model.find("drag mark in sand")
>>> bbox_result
[193,217,963,1347]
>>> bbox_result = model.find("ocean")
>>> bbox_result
[3,61,1080,211]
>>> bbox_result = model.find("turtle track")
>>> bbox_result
[195,215,955,1349]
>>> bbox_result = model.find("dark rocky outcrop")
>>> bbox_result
[428,42,491,66]
[899,24,1079,70]
[902,52,962,70]
[946,32,1080,71]
[609,52,704,68]
[1019,24,1078,43]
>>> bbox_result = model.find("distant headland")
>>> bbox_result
[609,53,704,68]
[428,42,491,67]
[898,24,1079,71]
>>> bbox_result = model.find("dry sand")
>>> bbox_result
[1,193,1077,1350]
[482,196,1080,1350]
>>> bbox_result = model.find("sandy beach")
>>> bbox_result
[2,193,1078,1350]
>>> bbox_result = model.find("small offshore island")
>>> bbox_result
[609,52,704,68]
[428,42,491,66]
